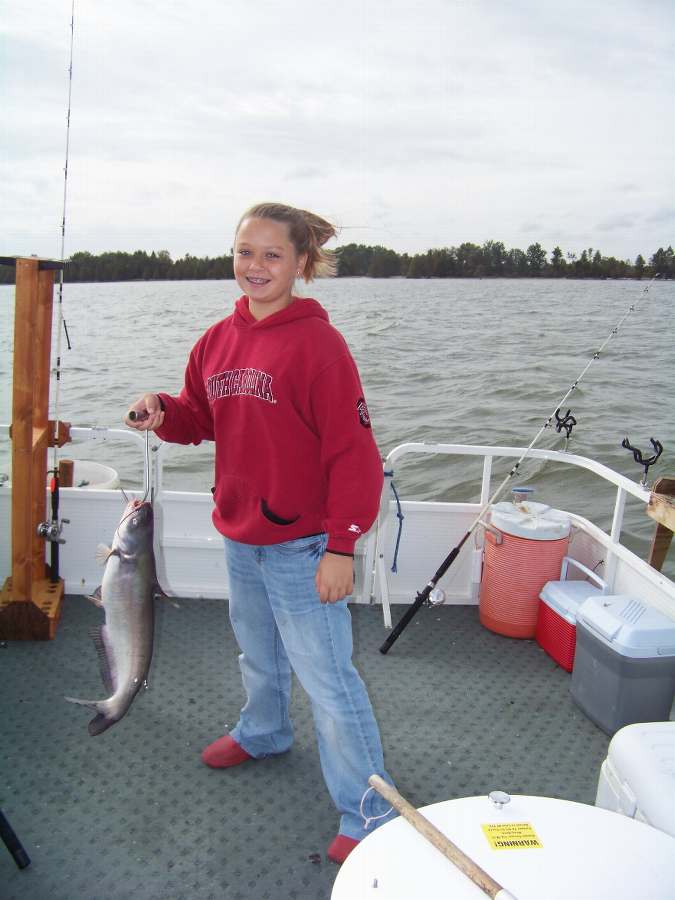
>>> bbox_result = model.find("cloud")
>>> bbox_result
[645,207,675,224]
[1,0,673,260]
[597,215,638,233]
[284,166,323,181]
[520,222,544,233]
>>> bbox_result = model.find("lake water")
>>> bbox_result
[1,277,673,576]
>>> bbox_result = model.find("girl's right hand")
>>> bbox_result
[125,393,165,431]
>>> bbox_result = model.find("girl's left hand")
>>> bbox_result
[316,553,354,603]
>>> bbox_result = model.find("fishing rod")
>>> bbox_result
[41,0,76,582]
[379,274,661,655]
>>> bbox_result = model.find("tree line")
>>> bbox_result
[1,242,672,284]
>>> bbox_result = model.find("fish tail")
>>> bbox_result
[64,696,117,736]
[87,712,116,736]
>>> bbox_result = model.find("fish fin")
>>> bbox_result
[64,695,100,709]
[154,584,180,609]
[89,626,116,695]
[154,582,180,608]
[87,713,116,736]
[86,586,103,607]
[95,544,116,565]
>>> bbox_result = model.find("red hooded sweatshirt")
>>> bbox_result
[155,295,383,555]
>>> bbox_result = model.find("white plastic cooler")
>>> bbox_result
[596,722,675,837]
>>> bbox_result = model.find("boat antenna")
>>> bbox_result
[380,273,661,654]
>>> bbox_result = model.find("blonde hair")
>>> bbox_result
[237,202,337,281]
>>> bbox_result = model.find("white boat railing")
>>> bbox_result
[375,442,673,627]
[1,427,672,615]
[385,441,652,506]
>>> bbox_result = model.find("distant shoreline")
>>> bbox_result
[0,242,672,284]
[1,274,668,286]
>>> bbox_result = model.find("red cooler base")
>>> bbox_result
[535,598,576,671]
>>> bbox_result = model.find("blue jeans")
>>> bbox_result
[224,533,396,840]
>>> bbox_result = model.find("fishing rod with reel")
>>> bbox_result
[38,1,76,582]
[379,274,661,655]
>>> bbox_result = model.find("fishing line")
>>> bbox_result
[380,274,661,654]
[52,0,76,471]
[118,432,151,506]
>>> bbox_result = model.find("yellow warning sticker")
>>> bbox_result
[481,822,543,850]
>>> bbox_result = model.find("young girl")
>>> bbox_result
[126,203,395,863]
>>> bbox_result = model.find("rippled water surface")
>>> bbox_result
[1,277,673,576]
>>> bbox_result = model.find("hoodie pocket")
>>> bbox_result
[213,474,258,522]
[260,498,300,526]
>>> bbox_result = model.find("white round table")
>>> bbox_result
[331,794,675,900]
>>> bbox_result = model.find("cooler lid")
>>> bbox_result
[577,595,675,658]
[540,580,602,622]
[490,500,571,541]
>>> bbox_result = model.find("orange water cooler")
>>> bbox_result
[479,495,571,638]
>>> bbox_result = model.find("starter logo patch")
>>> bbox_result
[357,397,371,428]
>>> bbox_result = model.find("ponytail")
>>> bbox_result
[237,203,337,281]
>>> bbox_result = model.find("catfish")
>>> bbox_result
[66,499,160,735]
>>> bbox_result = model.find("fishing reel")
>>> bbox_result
[415,585,448,608]
[37,518,69,544]
[427,586,447,607]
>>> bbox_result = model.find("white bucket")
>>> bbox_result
[3,460,121,491]
[68,460,120,490]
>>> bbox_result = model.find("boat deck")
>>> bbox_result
[2,596,612,900]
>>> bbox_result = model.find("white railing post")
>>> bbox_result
[604,486,627,592]
[359,530,377,605]
[480,455,493,506]
[153,440,164,498]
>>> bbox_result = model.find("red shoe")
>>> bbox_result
[201,735,253,768]
[327,834,360,864]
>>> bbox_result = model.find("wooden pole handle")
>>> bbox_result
[368,775,517,900]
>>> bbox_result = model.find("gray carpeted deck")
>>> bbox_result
[2,596,611,899]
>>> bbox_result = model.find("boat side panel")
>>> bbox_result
[376,501,480,605]
[0,488,373,602]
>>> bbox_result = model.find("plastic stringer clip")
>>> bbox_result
[554,408,577,440]
[621,436,663,486]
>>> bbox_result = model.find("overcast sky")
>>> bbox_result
[2,0,673,262]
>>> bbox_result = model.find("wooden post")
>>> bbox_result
[0,257,67,640]
[647,477,675,572]
[58,459,74,488]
